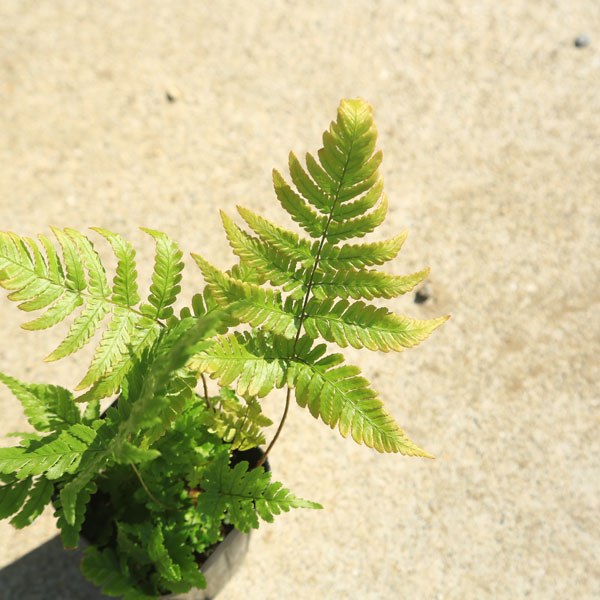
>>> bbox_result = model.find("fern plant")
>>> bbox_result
[0,98,447,598]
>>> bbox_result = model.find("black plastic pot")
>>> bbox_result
[163,527,251,600]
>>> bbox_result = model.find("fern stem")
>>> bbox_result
[230,403,251,448]
[131,463,173,510]
[261,134,355,463]
[257,387,291,467]
[200,373,211,409]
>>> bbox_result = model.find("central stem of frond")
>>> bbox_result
[258,133,356,467]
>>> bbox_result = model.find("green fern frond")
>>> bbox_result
[208,389,273,451]
[0,477,32,519]
[10,476,54,529]
[76,323,161,402]
[219,211,307,297]
[139,228,184,320]
[75,309,147,390]
[192,253,299,338]
[63,228,110,297]
[81,546,171,600]
[0,372,81,432]
[330,177,384,221]
[311,265,429,300]
[0,423,99,479]
[195,454,321,535]
[55,480,96,549]
[288,152,333,212]
[0,227,186,400]
[272,170,327,238]
[91,228,140,307]
[318,231,408,268]
[325,194,388,243]
[148,524,181,582]
[236,205,315,266]
[189,331,293,398]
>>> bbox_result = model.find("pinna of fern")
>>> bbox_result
[189,98,449,459]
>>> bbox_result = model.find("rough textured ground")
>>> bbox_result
[0,2,598,599]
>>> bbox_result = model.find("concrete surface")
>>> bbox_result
[0,2,598,599]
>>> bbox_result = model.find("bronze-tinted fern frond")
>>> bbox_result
[190,98,449,456]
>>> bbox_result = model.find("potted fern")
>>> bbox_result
[0,98,448,599]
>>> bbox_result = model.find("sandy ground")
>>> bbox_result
[0,2,598,599]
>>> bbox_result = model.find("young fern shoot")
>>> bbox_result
[190,98,449,460]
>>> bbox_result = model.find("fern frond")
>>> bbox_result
[10,476,54,529]
[76,309,144,391]
[81,547,164,600]
[188,331,293,398]
[219,211,307,297]
[312,266,429,301]
[273,99,387,244]
[330,177,384,221]
[64,228,109,297]
[236,205,314,265]
[45,298,111,362]
[303,299,450,352]
[148,524,181,582]
[325,194,388,243]
[21,292,83,331]
[0,372,80,432]
[76,323,161,402]
[0,477,32,519]
[55,480,96,549]
[0,423,100,479]
[59,424,114,526]
[272,170,327,238]
[91,228,140,307]
[0,227,186,399]
[49,227,87,291]
[195,454,321,534]
[208,390,273,451]
[191,254,299,338]
[288,152,333,212]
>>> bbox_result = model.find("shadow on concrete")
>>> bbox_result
[0,535,105,599]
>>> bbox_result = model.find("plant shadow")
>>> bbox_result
[0,535,106,599]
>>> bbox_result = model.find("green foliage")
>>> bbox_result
[196,454,322,535]
[206,387,274,451]
[0,372,80,432]
[0,227,187,401]
[191,98,448,456]
[0,98,448,598]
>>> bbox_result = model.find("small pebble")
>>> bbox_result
[574,34,590,48]
[165,86,182,103]
[414,288,430,304]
